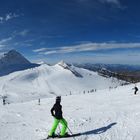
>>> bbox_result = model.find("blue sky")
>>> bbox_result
[0,0,140,64]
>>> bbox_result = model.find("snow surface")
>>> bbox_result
[0,63,124,103]
[0,83,140,140]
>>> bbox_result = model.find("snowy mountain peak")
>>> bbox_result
[5,49,21,56]
[56,60,83,78]
[2,49,30,64]
[57,60,68,68]
[0,50,39,76]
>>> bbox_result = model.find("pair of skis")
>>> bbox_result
[42,133,81,139]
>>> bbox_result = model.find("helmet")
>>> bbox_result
[56,96,61,102]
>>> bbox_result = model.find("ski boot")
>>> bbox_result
[58,132,71,138]
[47,132,58,139]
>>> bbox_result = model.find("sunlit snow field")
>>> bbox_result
[0,83,140,140]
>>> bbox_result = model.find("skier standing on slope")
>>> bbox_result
[2,96,6,105]
[133,86,138,95]
[48,96,69,138]
[3,98,6,105]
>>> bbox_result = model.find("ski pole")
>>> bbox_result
[67,126,77,140]
[58,124,61,134]
[62,119,77,140]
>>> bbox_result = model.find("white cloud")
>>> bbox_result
[33,42,140,55]
[71,53,140,64]
[0,13,20,23]
[0,37,13,51]
[44,50,58,55]
[0,37,12,44]
[99,0,123,8]
[104,0,120,4]
[18,29,29,36]
[0,44,6,48]
[33,50,140,65]
[0,17,4,23]
[5,13,19,21]
[33,48,48,53]
[99,0,119,4]
[78,0,121,6]
[12,30,30,39]
[13,42,32,47]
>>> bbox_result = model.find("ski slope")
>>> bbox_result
[0,83,140,140]
[0,62,124,103]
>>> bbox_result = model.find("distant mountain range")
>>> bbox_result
[74,63,140,83]
[74,63,140,72]
[0,50,140,83]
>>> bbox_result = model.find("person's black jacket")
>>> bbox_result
[51,102,63,119]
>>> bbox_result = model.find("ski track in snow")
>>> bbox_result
[0,83,140,140]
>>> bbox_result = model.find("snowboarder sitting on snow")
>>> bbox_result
[48,96,68,138]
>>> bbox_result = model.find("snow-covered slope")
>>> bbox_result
[0,83,140,140]
[0,61,125,103]
[0,50,39,76]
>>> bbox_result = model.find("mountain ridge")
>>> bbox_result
[0,62,125,103]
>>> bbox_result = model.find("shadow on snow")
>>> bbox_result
[71,122,117,138]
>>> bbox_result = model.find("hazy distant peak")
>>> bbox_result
[1,49,30,64]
